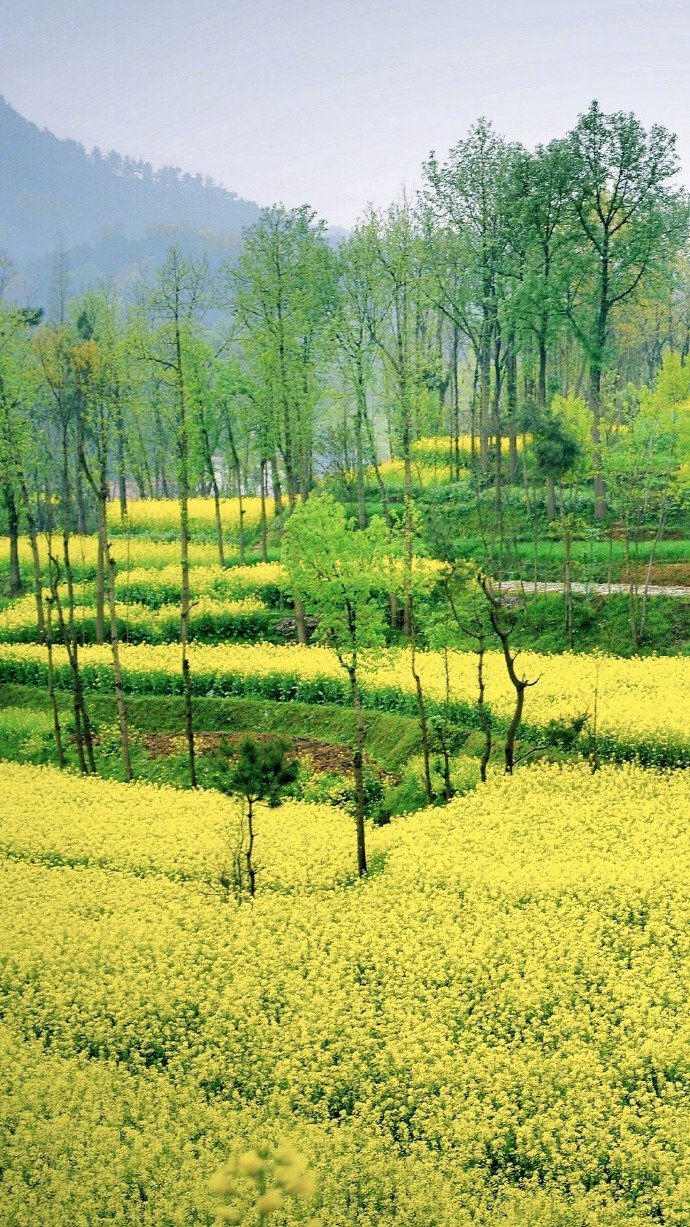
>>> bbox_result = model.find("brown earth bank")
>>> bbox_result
[142,730,361,775]
[620,563,690,585]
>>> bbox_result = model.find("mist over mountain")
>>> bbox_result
[0,96,263,306]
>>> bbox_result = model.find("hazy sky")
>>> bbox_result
[2,0,690,226]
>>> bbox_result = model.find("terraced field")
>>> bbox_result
[3,509,690,1226]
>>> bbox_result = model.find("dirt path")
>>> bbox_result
[500,580,690,599]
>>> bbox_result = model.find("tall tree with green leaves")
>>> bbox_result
[139,245,211,788]
[423,120,521,473]
[229,204,337,510]
[282,492,391,877]
[564,100,688,519]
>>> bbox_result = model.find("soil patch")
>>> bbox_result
[142,730,358,774]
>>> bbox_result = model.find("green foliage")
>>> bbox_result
[326,768,384,821]
[376,771,428,822]
[282,492,392,664]
[531,408,581,484]
[214,736,300,809]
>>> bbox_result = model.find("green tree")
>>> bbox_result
[423,120,521,474]
[564,100,688,519]
[214,736,298,903]
[138,245,211,788]
[229,204,337,511]
[282,492,391,876]
[215,737,299,898]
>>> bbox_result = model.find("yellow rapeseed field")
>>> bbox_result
[117,560,286,597]
[0,593,268,640]
[1,640,687,748]
[3,759,690,1224]
[123,496,264,534]
[411,434,528,455]
[0,534,228,571]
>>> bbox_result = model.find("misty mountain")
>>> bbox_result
[0,96,262,306]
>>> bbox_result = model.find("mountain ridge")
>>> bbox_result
[0,96,264,304]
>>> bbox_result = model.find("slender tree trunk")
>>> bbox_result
[175,321,197,789]
[506,339,518,485]
[349,668,367,877]
[410,627,433,805]
[107,549,132,781]
[4,486,22,595]
[44,593,66,768]
[451,325,461,480]
[225,419,245,566]
[199,415,226,568]
[479,329,490,474]
[354,367,368,529]
[237,485,246,565]
[479,576,536,775]
[95,491,107,645]
[246,798,256,897]
[75,453,88,536]
[362,387,398,628]
[504,678,526,774]
[212,479,225,568]
[259,459,269,563]
[270,454,284,522]
[57,443,97,774]
[589,326,607,522]
[115,396,128,520]
[50,547,95,775]
[545,477,557,521]
[538,337,547,411]
[294,599,308,645]
[18,477,45,640]
[563,516,574,649]
[477,642,491,784]
[438,646,452,801]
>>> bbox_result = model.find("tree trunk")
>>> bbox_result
[270,454,284,522]
[259,459,269,563]
[95,492,107,644]
[589,303,608,521]
[410,629,433,805]
[545,476,556,521]
[294,598,308,645]
[44,594,66,768]
[50,544,96,775]
[246,798,256,897]
[175,321,197,789]
[354,369,368,529]
[107,550,133,781]
[506,332,518,485]
[18,476,45,641]
[479,331,490,474]
[476,643,491,784]
[479,576,537,776]
[4,486,22,595]
[504,679,526,774]
[212,478,225,568]
[228,444,245,565]
[563,516,574,650]
[349,669,368,877]
[116,396,128,520]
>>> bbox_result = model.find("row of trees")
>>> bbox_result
[1,100,690,557]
